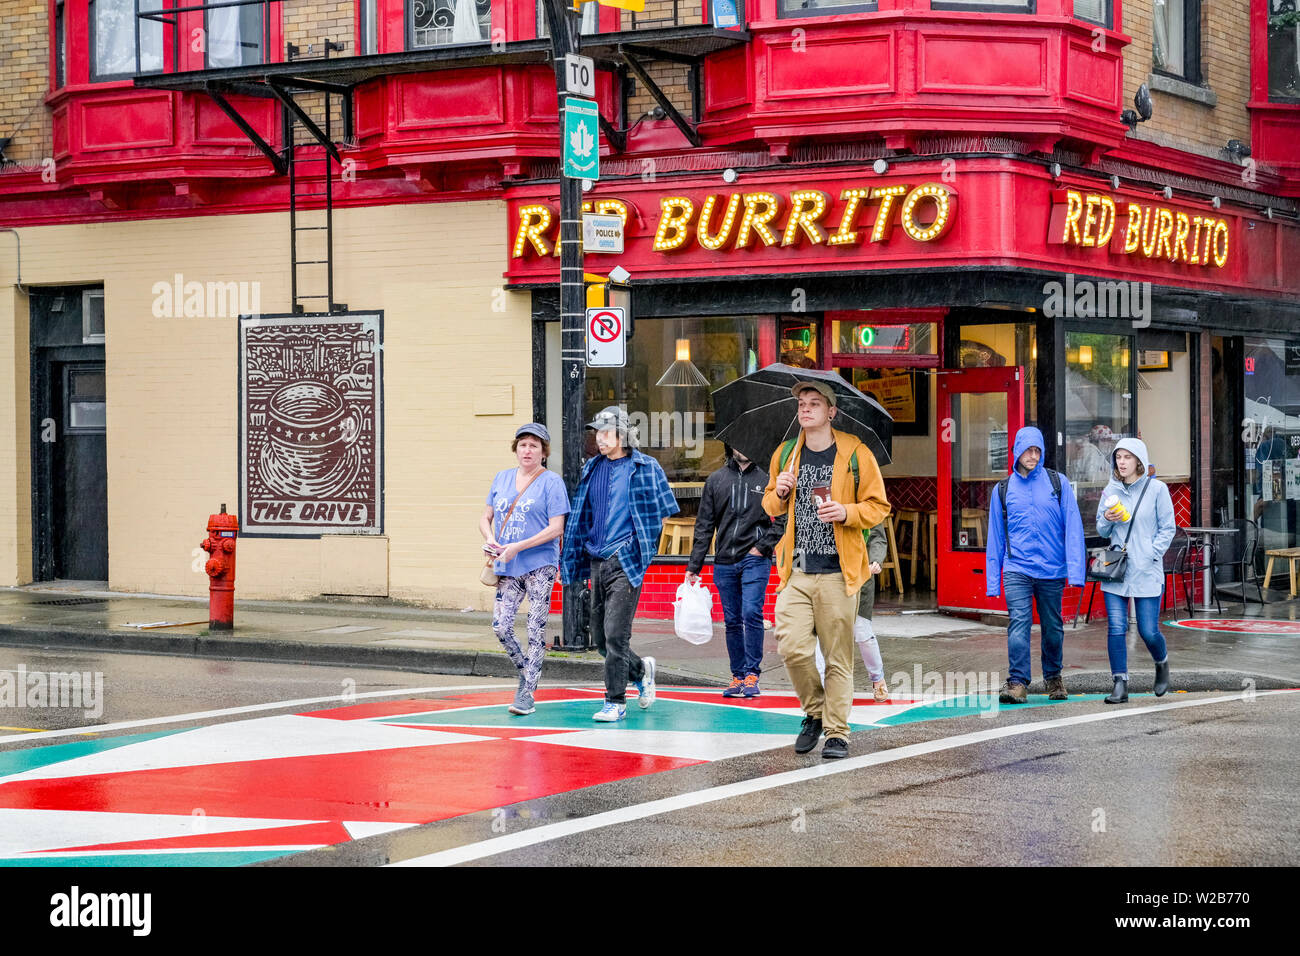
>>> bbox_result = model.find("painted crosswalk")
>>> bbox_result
[0,686,1114,867]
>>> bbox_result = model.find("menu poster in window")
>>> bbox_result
[988,429,1009,474]
[1286,459,1300,501]
[868,372,916,424]
[1262,461,1275,502]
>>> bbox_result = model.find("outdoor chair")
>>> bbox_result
[1213,518,1264,605]
[1161,537,1189,614]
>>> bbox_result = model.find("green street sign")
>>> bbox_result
[563,97,600,181]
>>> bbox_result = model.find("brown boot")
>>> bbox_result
[1045,675,1068,700]
[998,681,1027,704]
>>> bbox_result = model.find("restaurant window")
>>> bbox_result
[1243,337,1300,552]
[580,315,764,550]
[409,0,492,47]
[206,1,266,68]
[1153,0,1201,84]
[1269,1,1300,101]
[956,321,1038,421]
[91,0,165,80]
[1064,331,1134,537]
[537,1,601,36]
[830,317,938,437]
[778,0,879,17]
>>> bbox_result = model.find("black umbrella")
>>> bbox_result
[712,363,893,468]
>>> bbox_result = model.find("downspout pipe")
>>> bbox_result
[0,228,29,295]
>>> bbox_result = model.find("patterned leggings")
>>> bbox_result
[492,564,557,693]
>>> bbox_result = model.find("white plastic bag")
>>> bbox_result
[673,581,714,645]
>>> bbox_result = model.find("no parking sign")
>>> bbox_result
[586,307,626,368]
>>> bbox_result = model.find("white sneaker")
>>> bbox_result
[593,701,626,722]
[636,656,657,710]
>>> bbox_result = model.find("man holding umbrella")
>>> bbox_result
[762,380,891,759]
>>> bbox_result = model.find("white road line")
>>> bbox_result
[389,689,1298,867]
[0,682,518,746]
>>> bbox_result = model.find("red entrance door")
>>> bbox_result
[936,366,1025,612]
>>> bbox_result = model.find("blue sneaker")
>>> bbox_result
[593,701,626,722]
[722,677,745,698]
[635,656,657,709]
[741,674,761,698]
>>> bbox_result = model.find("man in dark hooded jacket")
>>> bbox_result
[986,426,1087,703]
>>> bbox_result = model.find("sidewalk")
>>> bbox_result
[1,581,1297,693]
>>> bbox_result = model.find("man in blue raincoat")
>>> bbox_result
[986,426,1087,703]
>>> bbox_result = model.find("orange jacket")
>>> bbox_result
[762,428,891,595]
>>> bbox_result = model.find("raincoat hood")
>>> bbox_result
[1111,437,1151,472]
[1012,426,1047,473]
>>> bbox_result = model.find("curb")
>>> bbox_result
[0,624,725,687]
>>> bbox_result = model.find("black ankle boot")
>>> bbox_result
[1104,677,1128,704]
[1154,659,1170,697]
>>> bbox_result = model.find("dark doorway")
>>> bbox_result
[31,288,108,582]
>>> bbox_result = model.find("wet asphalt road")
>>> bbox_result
[2,647,1296,867]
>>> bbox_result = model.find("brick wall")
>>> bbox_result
[1122,0,1251,157]
[0,0,52,165]
[625,0,701,118]
[283,0,355,54]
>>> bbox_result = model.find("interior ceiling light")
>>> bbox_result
[657,338,709,388]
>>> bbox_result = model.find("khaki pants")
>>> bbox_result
[775,570,858,740]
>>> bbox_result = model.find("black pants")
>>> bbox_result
[590,554,646,704]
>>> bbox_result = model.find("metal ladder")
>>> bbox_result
[278,39,349,315]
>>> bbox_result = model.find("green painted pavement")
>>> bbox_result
[0,730,188,779]
[874,693,1145,726]
[384,698,876,734]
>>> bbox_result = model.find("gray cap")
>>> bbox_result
[515,422,550,443]
[585,405,639,447]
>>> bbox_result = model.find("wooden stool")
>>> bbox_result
[1263,547,1300,598]
[926,509,938,587]
[658,517,695,556]
[960,508,987,549]
[894,509,924,586]
[878,514,904,594]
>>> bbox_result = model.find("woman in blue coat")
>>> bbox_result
[1095,437,1176,703]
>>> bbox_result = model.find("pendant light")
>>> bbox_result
[657,337,709,388]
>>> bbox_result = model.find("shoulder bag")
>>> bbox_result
[481,469,544,587]
[1087,477,1152,584]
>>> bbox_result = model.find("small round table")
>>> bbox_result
[1180,526,1239,612]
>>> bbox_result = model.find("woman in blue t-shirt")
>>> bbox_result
[479,423,570,716]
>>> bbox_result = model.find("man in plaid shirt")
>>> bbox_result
[561,406,679,722]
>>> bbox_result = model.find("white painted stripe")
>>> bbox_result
[0,682,519,746]
[389,690,1298,867]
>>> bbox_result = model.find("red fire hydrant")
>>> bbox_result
[201,504,239,631]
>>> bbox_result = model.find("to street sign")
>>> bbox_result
[583,213,624,254]
[563,97,600,181]
[564,53,595,98]
[586,307,626,367]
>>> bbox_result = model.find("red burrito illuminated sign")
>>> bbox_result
[511,183,956,258]
[1048,189,1230,268]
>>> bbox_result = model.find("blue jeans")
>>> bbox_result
[1003,571,1066,686]
[712,554,770,678]
[1103,591,1168,680]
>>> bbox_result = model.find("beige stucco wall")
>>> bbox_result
[0,200,532,611]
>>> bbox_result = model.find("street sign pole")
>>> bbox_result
[543,0,591,651]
